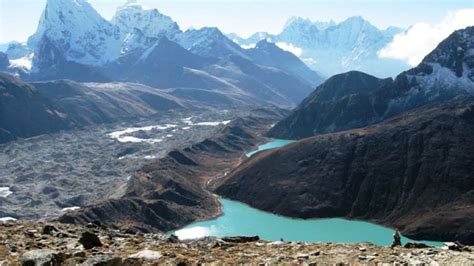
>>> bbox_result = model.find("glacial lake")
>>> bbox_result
[173,139,443,246]
[245,139,296,157]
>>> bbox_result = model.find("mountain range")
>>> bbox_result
[1,0,324,109]
[229,16,410,78]
[269,26,474,139]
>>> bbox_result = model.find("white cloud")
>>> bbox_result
[275,42,303,57]
[378,9,474,66]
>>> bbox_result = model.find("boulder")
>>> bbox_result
[79,231,103,249]
[21,249,66,266]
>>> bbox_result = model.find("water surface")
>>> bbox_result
[174,139,442,246]
[246,139,295,157]
[173,199,442,246]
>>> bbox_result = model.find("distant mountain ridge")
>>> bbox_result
[269,26,474,139]
[2,0,324,107]
[229,16,409,77]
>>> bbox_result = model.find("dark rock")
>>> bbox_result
[404,242,432,249]
[221,236,260,243]
[79,231,103,249]
[42,225,59,235]
[167,234,180,243]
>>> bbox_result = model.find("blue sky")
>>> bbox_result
[0,0,473,43]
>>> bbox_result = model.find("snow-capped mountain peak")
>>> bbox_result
[28,0,121,67]
[112,0,181,52]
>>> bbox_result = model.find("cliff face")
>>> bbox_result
[215,97,474,244]
[59,111,283,233]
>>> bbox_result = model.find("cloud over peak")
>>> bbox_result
[378,9,474,66]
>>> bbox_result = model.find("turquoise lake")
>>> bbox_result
[245,139,296,157]
[173,139,442,246]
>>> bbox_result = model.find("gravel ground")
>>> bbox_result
[1,221,473,265]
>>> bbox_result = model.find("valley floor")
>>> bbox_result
[0,108,242,221]
[1,221,473,265]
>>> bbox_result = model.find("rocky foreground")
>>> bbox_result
[1,221,473,265]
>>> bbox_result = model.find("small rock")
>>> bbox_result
[268,240,285,246]
[359,247,367,251]
[79,231,103,249]
[359,255,367,260]
[296,253,309,260]
[443,242,463,251]
[167,234,180,243]
[222,236,260,243]
[73,251,86,257]
[404,242,432,249]
[42,225,59,235]
[311,251,321,256]
[129,249,163,260]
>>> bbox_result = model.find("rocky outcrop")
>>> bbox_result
[215,97,474,244]
[59,110,284,233]
[269,26,474,139]
[1,221,473,265]
[0,73,69,144]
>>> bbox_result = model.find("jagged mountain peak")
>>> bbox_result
[112,0,180,36]
[417,26,474,80]
[28,0,121,67]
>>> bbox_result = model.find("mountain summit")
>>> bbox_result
[112,0,181,52]
[29,0,121,67]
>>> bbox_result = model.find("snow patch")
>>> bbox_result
[0,217,17,222]
[240,43,257,49]
[9,53,33,71]
[0,187,12,198]
[61,206,80,212]
[108,124,176,143]
[275,42,303,57]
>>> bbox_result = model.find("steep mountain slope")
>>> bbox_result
[269,26,474,139]
[0,73,69,144]
[246,40,324,85]
[215,97,474,244]
[32,80,185,125]
[230,16,409,77]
